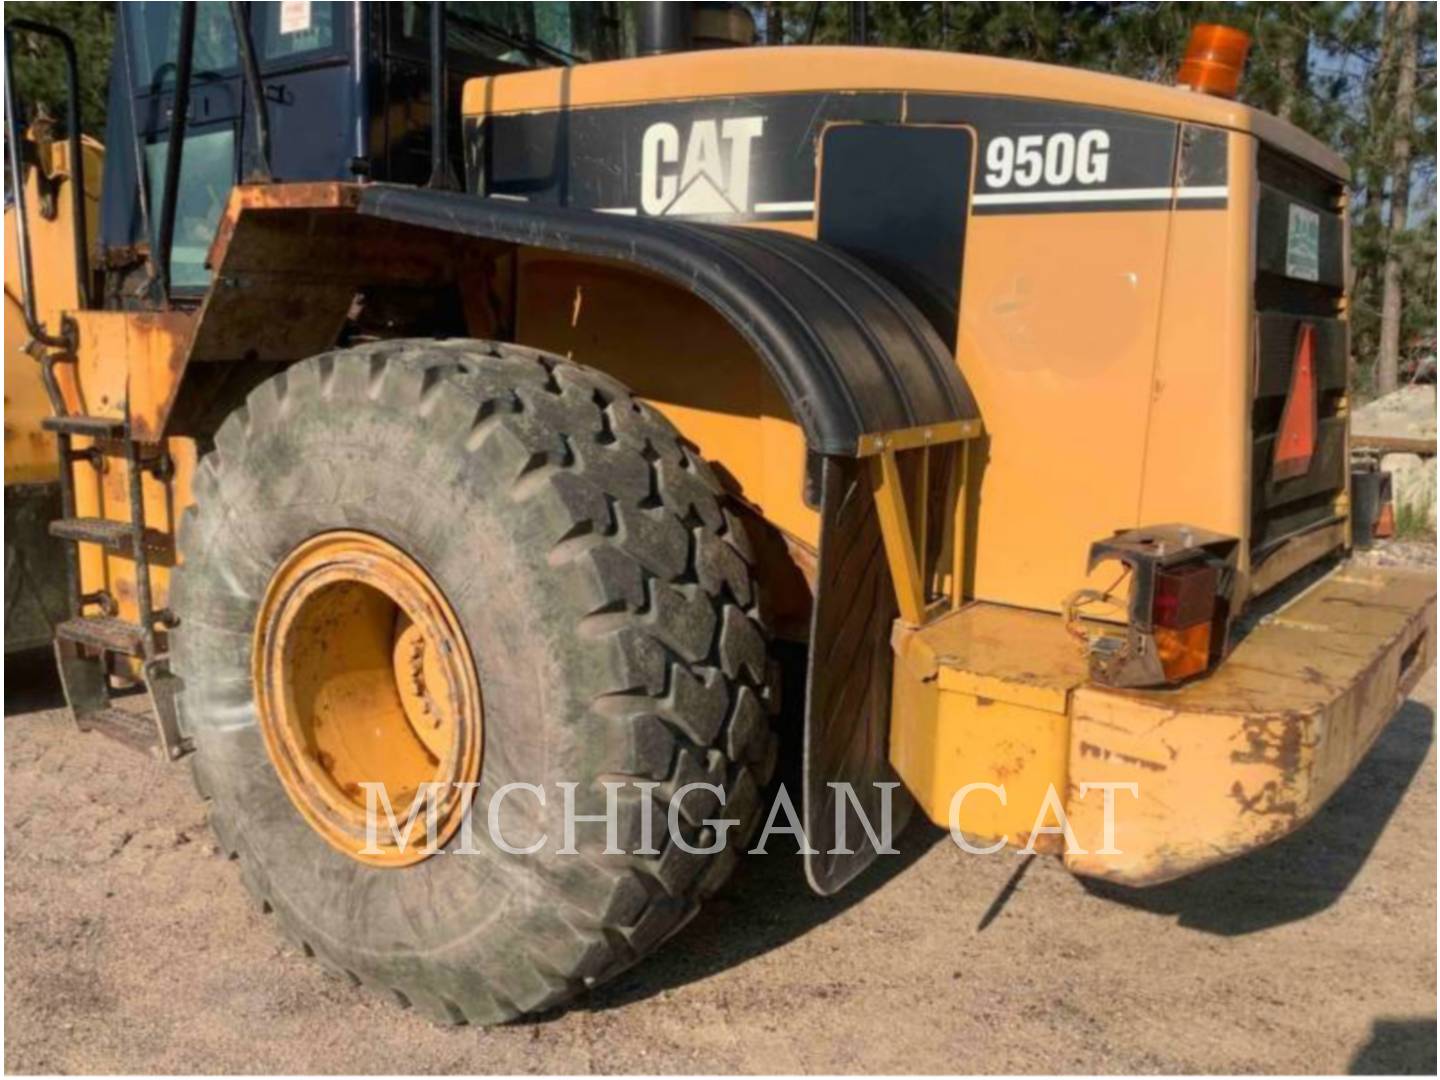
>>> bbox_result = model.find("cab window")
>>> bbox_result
[144,128,236,290]
[388,2,627,68]
[123,2,240,291]
[123,2,237,88]
[254,1,348,65]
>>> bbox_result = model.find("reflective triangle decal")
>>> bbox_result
[1273,321,1318,482]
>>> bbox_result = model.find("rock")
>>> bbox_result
[1381,452,1437,529]
[1352,385,1437,441]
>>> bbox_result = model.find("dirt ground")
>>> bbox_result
[4,648,1437,1074]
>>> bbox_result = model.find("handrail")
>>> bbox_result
[116,11,160,292]
[155,1,198,300]
[229,0,273,182]
[3,17,91,342]
[427,2,457,190]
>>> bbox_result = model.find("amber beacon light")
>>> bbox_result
[1176,24,1252,98]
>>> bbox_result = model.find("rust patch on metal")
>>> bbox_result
[124,313,197,443]
[1229,713,1317,783]
[1227,781,1301,844]
[205,182,364,277]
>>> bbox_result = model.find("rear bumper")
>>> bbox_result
[890,562,1435,886]
[1064,563,1435,885]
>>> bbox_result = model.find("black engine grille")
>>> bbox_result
[1250,149,1348,563]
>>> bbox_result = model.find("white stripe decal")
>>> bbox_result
[1174,185,1230,200]
[487,193,529,202]
[595,207,638,215]
[973,186,1228,207]
[753,200,816,214]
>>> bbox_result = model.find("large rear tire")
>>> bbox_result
[172,339,777,1023]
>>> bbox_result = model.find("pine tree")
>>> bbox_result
[5,2,115,139]
[1377,1,1420,393]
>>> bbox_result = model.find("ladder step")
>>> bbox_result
[42,414,126,438]
[75,706,159,755]
[49,517,174,557]
[56,615,147,656]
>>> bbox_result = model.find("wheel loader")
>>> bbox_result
[4,1,1434,1024]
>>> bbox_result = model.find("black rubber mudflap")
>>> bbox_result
[802,456,915,896]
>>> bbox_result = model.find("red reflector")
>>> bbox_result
[1152,561,1218,629]
[1153,562,1218,681]
[1273,322,1318,482]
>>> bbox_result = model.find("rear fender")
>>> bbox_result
[175,182,981,893]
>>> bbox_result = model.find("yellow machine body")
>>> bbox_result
[16,43,1436,884]
[463,47,1347,611]
[4,133,103,653]
[4,133,102,485]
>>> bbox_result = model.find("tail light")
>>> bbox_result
[1152,561,1219,682]
[1075,525,1240,689]
[1177,24,1251,99]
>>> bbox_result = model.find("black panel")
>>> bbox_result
[1256,184,1345,288]
[470,91,1215,220]
[1175,123,1228,209]
[1251,416,1348,512]
[1259,145,1342,210]
[474,93,903,220]
[1254,314,1348,400]
[1254,274,1342,318]
[357,185,978,455]
[802,456,913,895]
[907,93,1186,214]
[1178,123,1227,186]
[1253,502,1345,554]
[817,125,972,348]
[1250,148,1348,558]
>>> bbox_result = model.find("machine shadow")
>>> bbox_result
[1348,1016,1439,1075]
[581,821,948,1015]
[3,646,65,716]
[1081,697,1435,935]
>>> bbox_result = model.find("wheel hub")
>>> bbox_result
[252,531,481,867]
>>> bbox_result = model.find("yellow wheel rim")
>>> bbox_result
[252,531,482,867]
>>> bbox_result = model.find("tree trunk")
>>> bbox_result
[1377,0,1418,395]
[764,3,785,45]
[1276,14,1311,124]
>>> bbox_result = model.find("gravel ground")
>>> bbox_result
[1355,539,1438,569]
[4,645,1437,1074]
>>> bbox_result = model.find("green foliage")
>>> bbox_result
[1395,493,1435,540]
[6,2,115,138]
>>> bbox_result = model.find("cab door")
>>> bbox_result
[103,1,358,296]
[121,1,245,293]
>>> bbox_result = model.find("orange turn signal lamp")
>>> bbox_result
[1082,525,1240,689]
[1176,24,1252,100]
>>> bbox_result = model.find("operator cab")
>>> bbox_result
[97,2,632,300]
